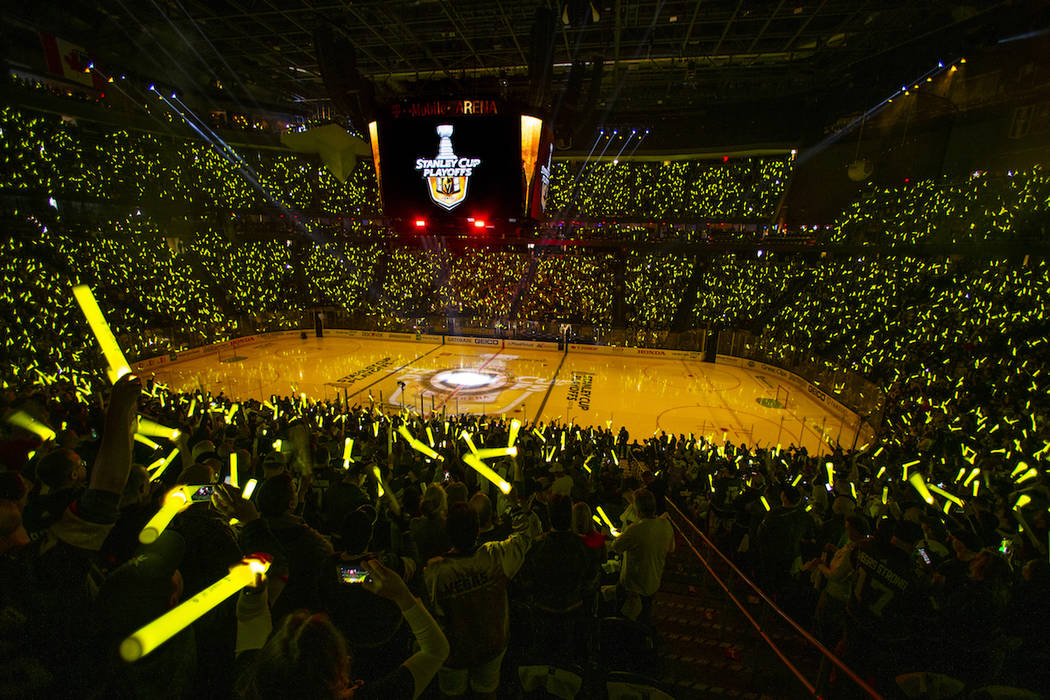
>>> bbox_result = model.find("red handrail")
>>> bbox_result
[666,499,884,700]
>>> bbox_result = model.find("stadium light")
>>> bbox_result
[414,219,426,228]
[473,219,485,228]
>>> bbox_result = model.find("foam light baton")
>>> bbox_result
[242,479,258,500]
[72,284,133,383]
[139,486,192,543]
[928,484,964,507]
[229,452,239,489]
[136,417,180,441]
[426,426,436,447]
[596,506,620,536]
[460,430,479,455]
[148,448,180,482]
[399,426,443,461]
[134,434,161,450]
[5,411,56,441]
[963,467,981,487]
[474,447,518,460]
[120,554,271,662]
[463,454,511,494]
[507,419,521,448]
[825,462,834,488]
[342,438,354,469]
[907,473,936,506]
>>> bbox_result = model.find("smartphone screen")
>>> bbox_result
[190,485,215,501]
[917,547,932,566]
[825,483,834,493]
[339,566,372,584]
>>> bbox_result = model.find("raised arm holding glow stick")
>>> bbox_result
[136,417,181,441]
[72,284,132,382]
[120,554,271,662]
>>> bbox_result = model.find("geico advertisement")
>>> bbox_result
[375,115,521,221]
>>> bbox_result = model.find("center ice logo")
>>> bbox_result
[415,124,481,211]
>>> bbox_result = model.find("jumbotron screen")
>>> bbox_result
[368,99,553,231]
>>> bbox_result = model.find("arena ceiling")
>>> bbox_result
[5,1,1043,145]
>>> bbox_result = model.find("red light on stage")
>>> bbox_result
[414,219,426,228]
[473,219,486,228]
[722,156,729,163]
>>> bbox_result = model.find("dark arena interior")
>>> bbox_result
[2,1,1050,699]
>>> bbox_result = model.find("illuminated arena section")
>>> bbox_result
[137,332,870,455]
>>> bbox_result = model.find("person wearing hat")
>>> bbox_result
[549,462,573,498]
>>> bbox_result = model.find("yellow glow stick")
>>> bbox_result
[507,419,521,447]
[5,411,56,441]
[850,483,858,500]
[342,438,354,468]
[611,450,618,466]
[1010,462,1029,479]
[882,486,888,504]
[139,487,191,543]
[226,403,239,422]
[707,474,715,492]
[72,284,132,382]
[592,515,603,526]
[560,432,566,451]
[463,454,511,494]
[532,428,546,442]
[188,397,196,418]
[971,480,980,497]
[596,506,620,536]
[134,432,161,450]
[1015,468,1040,484]
[908,473,936,505]
[242,479,258,500]
[791,474,802,487]
[928,484,964,507]
[407,437,443,461]
[475,447,518,460]
[148,448,180,482]
[229,452,239,489]
[876,466,886,479]
[120,555,270,661]
[943,501,953,514]
[963,467,980,487]
[426,426,436,447]
[460,430,479,454]
[137,417,180,441]
[373,421,380,437]
[372,465,385,497]
[760,496,771,511]
[1015,494,1032,510]
[545,445,557,462]
[272,439,282,452]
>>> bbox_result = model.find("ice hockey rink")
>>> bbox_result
[140,332,871,455]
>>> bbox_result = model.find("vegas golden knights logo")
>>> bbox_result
[415,124,481,211]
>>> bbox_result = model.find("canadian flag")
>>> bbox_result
[40,32,104,90]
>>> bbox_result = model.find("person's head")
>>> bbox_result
[446,502,479,552]
[176,463,214,487]
[243,611,350,700]
[844,514,869,542]
[572,502,595,535]
[337,506,375,555]
[36,448,85,491]
[549,494,572,531]
[949,528,981,560]
[0,472,28,510]
[257,473,297,518]
[634,488,656,518]
[832,494,855,517]
[779,485,801,507]
[468,492,493,530]
[445,481,469,507]
[420,483,447,518]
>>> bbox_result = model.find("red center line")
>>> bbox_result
[434,344,506,412]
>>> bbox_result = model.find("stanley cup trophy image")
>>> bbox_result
[417,123,479,211]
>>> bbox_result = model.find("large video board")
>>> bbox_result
[369,99,552,230]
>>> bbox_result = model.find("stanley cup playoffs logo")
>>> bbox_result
[415,124,481,211]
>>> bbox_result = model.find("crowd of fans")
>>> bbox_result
[831,167,1050,245]
[2,99,1049,697]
